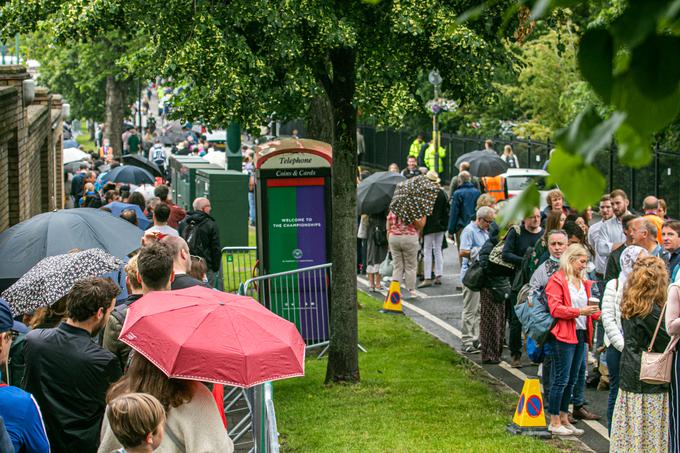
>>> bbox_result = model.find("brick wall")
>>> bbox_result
[0,65,64,232]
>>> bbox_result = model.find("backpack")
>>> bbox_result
[152,147,165,166]
[181,218,205,254]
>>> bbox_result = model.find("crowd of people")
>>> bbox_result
[360,143,680,451]
[1,237,235,452]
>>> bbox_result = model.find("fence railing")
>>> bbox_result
[278,120,680,219]
[240,263,332,352]
[221,246,258,293]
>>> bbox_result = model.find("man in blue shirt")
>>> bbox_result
[0,298,49,453]
[459,206,494,353]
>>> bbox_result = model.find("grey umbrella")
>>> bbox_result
[357,171,406,215]
[0,208,142,292]
[2,248,123,315]
[454,150,509,177]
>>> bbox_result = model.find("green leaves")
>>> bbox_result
[547,148,607,210]
[577,28,613,103]
[555,107,625,164]
[630,35,680,101]
[548,107,619,210]
[497,182,540,228]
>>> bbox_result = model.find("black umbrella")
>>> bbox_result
[357,171,406,215]
[122,154,162,177]
[389,176,439,225]
[455,150,509,177]
[0,208,143,292]
[2,248,123,315]
[102,165,155,185]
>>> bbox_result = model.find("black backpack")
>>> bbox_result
[181,218,205,254]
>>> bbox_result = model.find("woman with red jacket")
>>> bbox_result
[545,243,600,436]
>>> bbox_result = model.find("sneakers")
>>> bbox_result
[510,356,522,368]
[563,423,584,436]
[417,279,434,288]
[548,425,573,436]
[434,276,442,285]
[549,423,583,436]
[463,345,480,354]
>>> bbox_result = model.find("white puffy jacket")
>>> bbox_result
[602,278,624,351]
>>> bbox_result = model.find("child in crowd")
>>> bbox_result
[106,393,166,453]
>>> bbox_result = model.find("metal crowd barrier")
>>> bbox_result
[239,263,333,352]
[222,247,258,293]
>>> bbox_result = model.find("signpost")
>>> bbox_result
[254,139,332,341]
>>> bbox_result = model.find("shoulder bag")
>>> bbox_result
[488,225,520,270]
[640,301,680,384]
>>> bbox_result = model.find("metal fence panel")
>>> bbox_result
[241,264,332,349]
[222,247,258,293]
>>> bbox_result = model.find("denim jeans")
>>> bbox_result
[548,331,587,415]
[571,342,587,407]
[606,347,621,434]
[542,349,552,401]
[248,191,256,224]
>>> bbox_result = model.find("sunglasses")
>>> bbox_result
[190,255,205,263]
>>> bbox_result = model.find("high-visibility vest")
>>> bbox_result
[481,176,507,201]
[424,144,446,172]
[408,139,422,158]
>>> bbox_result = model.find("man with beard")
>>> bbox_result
[23,277,122,453]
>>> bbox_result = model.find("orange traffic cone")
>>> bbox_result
[507,377,551,438]
[380,280,404,315]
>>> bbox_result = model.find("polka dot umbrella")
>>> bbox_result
[2,248,123,315]
[389,175,439,225]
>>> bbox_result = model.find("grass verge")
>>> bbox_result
[75,133,97,154]
[274,292,573,453]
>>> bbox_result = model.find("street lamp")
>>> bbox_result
[428,70,443,173]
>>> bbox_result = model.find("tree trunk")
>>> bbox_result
[324,47,360,384]
[88,119,96,142]
[306,94,333,144]
[105,76,128,158]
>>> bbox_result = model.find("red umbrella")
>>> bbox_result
[119,286,305,387]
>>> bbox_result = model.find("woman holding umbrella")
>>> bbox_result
[386,210,423,299]
[387,176,439,299]
[99,354,234,453]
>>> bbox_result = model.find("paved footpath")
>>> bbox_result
[357,239,610,453]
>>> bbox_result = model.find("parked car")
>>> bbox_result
[499,168,555,209]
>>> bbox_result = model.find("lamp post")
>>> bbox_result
[428,70,442,173]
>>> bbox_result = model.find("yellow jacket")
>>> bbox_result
[424,144,446,172]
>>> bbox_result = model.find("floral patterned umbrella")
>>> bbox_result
[2,248,123,315]
[389,175,439,225]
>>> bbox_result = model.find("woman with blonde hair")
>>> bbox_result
[545,243,600,436]
[610,256,671,452]
[501,144,518,168]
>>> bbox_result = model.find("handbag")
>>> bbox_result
[488,225,519,270]
[640,301,680,385]
[462,260,485,291]
[379,253,393,277]
[487,275,512,304]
